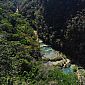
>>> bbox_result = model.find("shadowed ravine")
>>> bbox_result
[34,30,85,84]
[1,0,85,84]
[39,35,85,84]
[34,31,74,74]
[35,0,85,68]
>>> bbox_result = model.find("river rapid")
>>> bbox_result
[39,39,74,74]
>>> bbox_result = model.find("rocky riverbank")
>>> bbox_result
[34,30,85,84]
[39,39,71,67]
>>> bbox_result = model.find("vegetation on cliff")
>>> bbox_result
[0,0,80,85]
[21,0,85,67]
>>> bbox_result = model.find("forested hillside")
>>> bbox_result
[1,0,85,84]
[0,0,41,84]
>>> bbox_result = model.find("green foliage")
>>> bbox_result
[29,66,78,85]
[0,0,79,85]
[0,8,3,14]
[0,1,40,84]
[1,18,13,33]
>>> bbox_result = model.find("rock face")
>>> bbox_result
[43,0,85,27]
[34,0,85,54]
[38,0,85,67]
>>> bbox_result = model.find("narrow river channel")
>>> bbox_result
[39,39,74,74]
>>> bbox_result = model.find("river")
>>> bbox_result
[39,39,74,74]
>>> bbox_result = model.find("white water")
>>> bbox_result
[39,39,56,58]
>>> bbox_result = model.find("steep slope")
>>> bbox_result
[0,0,80,85]
[41,0,85,66]
[20,0,85,67]
[39,0,85,48]
[0,1,41,84]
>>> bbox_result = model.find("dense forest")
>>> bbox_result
[1,0,85,85]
